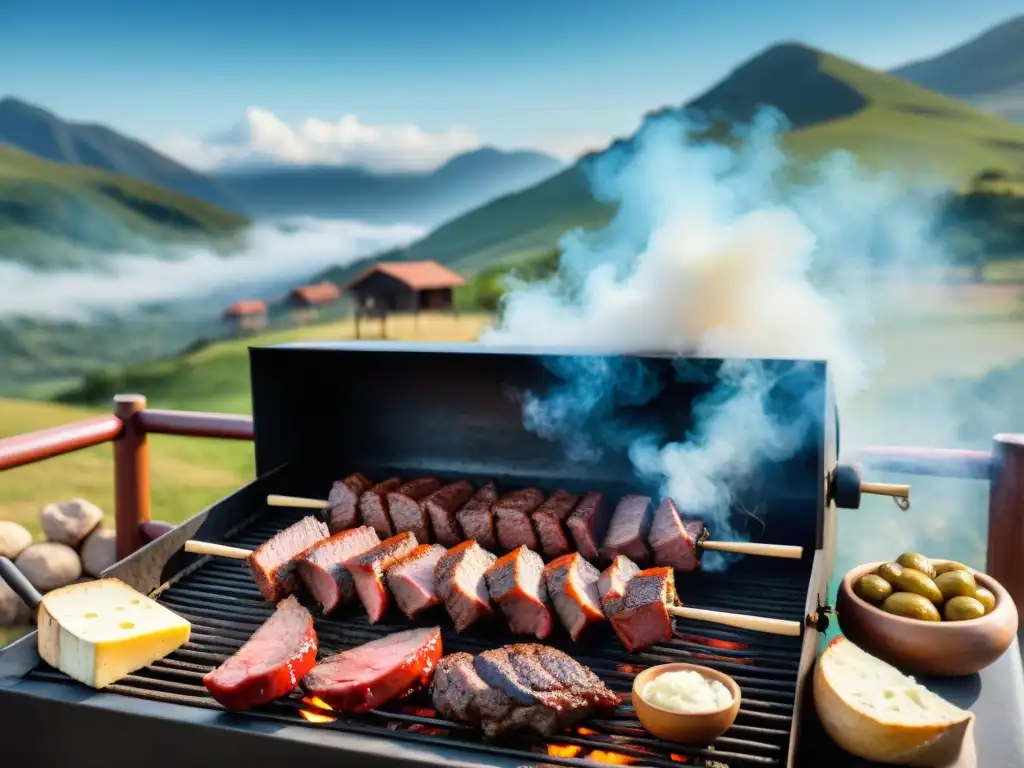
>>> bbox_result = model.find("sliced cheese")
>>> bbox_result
[37,578,190,689]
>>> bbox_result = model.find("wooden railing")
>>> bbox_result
[1,394,1023,610]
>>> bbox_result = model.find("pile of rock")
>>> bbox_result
[0,500,118,628]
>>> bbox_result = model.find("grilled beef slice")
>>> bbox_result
[606,567,677,652]
[565,491,609,560]
[249,516,330,602]
[303,626,442,713]
[598,555,641,609]
[531,489,582,559]
[493,487,545,551]
[456,482,500,550]
[543,553,605,641]
[296,526,381,613]
[385,543,447,619]
[435,540,497,632]
[345,532,418,623]
[203,596,318,710]
[359,477,402,539]
[484,546,553,639]
[387,477,442,543]
[423,479,475,547]
[326,472,374,533]
[649,498,705,572]
[599,494,652,566]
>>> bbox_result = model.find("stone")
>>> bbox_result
[14,542,82,593]
[40,499,103,548]
[80,528,117,578]
[0,575,32,626]
[0,521,33,559]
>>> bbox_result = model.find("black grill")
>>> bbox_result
[26,507,809,767]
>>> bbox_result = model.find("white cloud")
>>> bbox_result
[159,107,483,173]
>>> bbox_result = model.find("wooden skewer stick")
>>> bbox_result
[700,541,803,559]
[861,482,910,498]
[267,494,328,509]
[185,540,252,560]
[667,605,803,637]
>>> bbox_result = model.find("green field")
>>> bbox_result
[0,144,248,270]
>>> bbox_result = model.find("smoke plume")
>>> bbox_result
[482,110,953,570]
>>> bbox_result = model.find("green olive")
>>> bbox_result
[890,568,944,605]
[876,562,904,585]
[974,587,997,614]
[854,574,893,604]
[933,560,971,576]
[934,570,977,601]
[881,592,942,622]
[943,596,986,622]
[896,552,936,579]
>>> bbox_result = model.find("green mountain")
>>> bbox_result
[891,16,1024,123]
[318,43,1024,284]
[0,97,244,213]
[0,143,249,269]
[215,147,564,226]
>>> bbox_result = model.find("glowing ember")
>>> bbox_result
[586,750,636,764]
[616,663,646,675]
[692,652,754,665]
[400,705,438,718]
[547,744,584,759]
[577,727,600,736]
[298,696,337,724]
[670,754,690,763]
[677,635,749,651]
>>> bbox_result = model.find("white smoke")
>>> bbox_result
[0,218,423,320]
[482,110,954,570]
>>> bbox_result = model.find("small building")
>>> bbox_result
[286,281,342,325]
[222,299,268,335]
[345,260,466,315]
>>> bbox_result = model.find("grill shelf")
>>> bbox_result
[26,508,809,767]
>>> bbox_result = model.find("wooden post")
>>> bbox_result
[987,434,1024,613]
[113,394,151,560]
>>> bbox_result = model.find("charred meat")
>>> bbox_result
[484,545,553,640]
[543,553,605,641]
[565,491,609,561]
[436,540,497,632]
[649,497,705,572]
[600,494,652,566]
[325,472,374,533]
[455,482,500,551]
[387,477,442,543]
[249,516,330,602]
[385,543,447,619]
[423,479,475,547]
[359,477,402,539]
[493,487,545,552]
[296,525,380,614]
[606,566,677,652]
[203,596,317,710]
[531,489,581,559]
[345,532,418,623]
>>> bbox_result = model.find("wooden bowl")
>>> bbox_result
[631,663,741,745]
[837,560,1018,677]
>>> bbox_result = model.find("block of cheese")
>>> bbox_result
[37,578,191,689]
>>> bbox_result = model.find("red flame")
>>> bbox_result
[298,696,337,724]
[677,635,749,650]
[670,753,690,763]
[400,705,438,718]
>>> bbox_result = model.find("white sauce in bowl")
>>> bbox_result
[643,670,734,714]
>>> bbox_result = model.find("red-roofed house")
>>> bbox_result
[345,260,466,314]
[222,299,268,335]
[286,281,342,324]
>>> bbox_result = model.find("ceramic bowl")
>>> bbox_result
[837,560,1018,676]
[631,663,741,745]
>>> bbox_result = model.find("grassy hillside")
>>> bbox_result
[0,144,248,269]
[322,44,1024,280]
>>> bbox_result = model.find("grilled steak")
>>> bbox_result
[649,498,705,572]
[484,546,553,639]
[565,491,609,560]
[436,540,497,632]
[423,479,475,547]
[531,489,581,559]
[493,487,545,551]
[606,567,677,652]
[456,482,500,550]
[385,543,447,619]
[598,555,640,608]
[326,472,374,533]
[359,477,402,539]
[203,596,317,710]
[345,532,418,623]
[302,627,443,713]
[600,494,652,565]
[543,553,605,641]
[296,526,381,614]
[431,645,616,738]
[249,516,330,602]
[387,477,442,543]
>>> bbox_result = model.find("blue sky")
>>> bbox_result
[1,0,1021,169]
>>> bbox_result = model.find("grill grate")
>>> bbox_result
[27,509,809,767]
